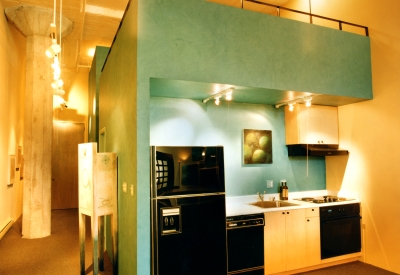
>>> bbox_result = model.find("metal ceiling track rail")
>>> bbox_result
[243,0,369,37]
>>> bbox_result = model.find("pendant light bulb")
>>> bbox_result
[45,40,61,58]
[51,80,59,89]
[56,79,64,88]
[215,97,220,106]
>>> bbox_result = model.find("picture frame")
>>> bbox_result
[243,129,272,164]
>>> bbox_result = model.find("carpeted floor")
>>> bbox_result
[0,209,113,275]
[295,260,398,275]
[1,210,398,275]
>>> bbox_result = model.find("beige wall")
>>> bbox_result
[316,0,400,273]
[0,1,25,231]
[53,68,89,143]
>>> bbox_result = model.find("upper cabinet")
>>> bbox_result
[285,105,339,145]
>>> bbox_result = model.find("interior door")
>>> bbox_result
[52,122,85,209]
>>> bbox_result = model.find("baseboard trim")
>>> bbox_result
[0,219,14,240]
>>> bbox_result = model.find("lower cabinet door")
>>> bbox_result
[306,216,321,266]
[264,209,307,274]
[264,211,286,274]
[286,209,306,271]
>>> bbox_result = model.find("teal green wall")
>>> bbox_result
[150,97,325,196]
[139,0,372,99]
[98,0,372,274]
[99,0,138,273]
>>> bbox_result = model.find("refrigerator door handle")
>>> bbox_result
[160,207,182,235]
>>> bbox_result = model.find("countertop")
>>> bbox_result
[226,190,360,216]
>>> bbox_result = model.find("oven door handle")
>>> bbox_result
[321,214,361,223]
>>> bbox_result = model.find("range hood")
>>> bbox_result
[287,144,349,156]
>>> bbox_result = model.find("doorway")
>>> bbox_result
[52,122,85,209]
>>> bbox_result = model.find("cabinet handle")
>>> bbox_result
[282,212,285,215]
[312,209,314,211]
[287,212,289,214]
[307,219,310,222]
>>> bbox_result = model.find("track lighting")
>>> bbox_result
[304,96,312,107]
[275,96,313,111]
[225,91,232,101]
[288,102,295,111]
[203,87,234,105]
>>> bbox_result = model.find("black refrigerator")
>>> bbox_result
[150,146,227,275]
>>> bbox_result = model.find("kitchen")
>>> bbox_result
[1,0,399,274]
[150,99,363,274]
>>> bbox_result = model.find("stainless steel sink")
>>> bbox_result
[250,201,299,208]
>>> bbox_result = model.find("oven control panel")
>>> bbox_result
[320,203,360,219]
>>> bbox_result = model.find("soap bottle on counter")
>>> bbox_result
[279,181,284,200]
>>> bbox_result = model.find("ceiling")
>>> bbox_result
[1,0,129,71]
[1,0,369,107]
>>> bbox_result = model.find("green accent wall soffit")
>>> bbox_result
[143,0,373,107]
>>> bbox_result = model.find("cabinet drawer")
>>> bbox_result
[306,207,319,217]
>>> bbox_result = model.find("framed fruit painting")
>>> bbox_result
[243,129,272,164]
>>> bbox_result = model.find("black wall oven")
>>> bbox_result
[320,203,361,259]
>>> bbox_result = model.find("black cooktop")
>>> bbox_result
[295,196,355,204]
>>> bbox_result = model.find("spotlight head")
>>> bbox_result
[46,42,61,58]
[215,97,220,106]
[225,92,232,101]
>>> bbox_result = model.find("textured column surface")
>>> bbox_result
[5,5,72,239]
[22,35,53,238]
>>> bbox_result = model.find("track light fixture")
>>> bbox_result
[288,102,295,111]
[303,96,312,107]
[202,87,234,105]
[275,96,313,111]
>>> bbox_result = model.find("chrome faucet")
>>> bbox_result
[257,191,266,201]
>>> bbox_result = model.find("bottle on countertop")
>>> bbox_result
[279,180,286,200]
[283,181,288,200]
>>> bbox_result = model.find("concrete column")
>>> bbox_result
[5,5,72,239]
[22,34,53,238]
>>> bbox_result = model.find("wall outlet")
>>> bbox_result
[267,180,273,188]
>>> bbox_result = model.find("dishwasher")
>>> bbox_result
[226,213,264,274]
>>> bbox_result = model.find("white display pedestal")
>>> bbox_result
[78,143,117,275]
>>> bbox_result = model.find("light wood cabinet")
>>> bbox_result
[264,209,306,274]
[305,207,321,266]
[285,104,339,145]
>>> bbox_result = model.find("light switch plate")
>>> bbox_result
[122,182,127,193]
[267,180,273,188]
